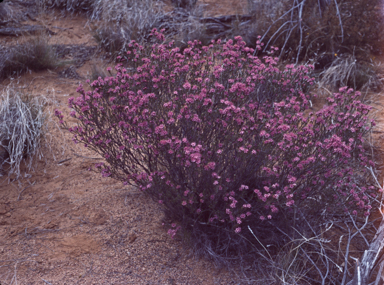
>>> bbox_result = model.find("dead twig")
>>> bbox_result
[17,181,36,200]
[41,278,53,285]
[73,153,103,160]
[57,157,72,164]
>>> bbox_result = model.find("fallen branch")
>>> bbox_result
[57,157,72,164]
[17,181,36,201]
[73,153,103,160]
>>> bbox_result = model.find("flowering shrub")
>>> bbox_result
[57,29,377,260]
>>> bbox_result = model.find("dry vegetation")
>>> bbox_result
[0,35,59,80]
[0,85,51,179]
[0,0,384,284]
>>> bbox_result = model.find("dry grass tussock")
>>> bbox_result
[247,0,383,62]
[317,54,383,95]
[0,85,60,180]
[37,0,95,15]
[0,0,36,24]
[90,0,166,58]
[90,0,206,58]
[0,35,59,81]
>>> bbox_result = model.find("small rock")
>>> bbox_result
[128,233,137,243]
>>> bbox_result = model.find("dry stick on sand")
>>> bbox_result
[73,153,103,160]
[69,147,103,160]
[57,157,72,164]
[17,181,36,200]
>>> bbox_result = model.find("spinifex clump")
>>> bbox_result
[57,29,377,266]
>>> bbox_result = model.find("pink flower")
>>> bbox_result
[260,130,269,138]
[204,162,216,170]
[235,227,241,233]
[190,153,202,164]
[183,82,191,89]
[286,200,295,207]
[167,226,180,239]
[182,201,187,206]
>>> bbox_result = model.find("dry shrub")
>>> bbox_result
[155,4,208,47]
[0,35,59,80]
[91,0,166,58]
[0,0,35,23]
[0,1,16,23]
[170,0,197,9]
[88,58,107,82]
[37,0,95,15]
[91,0,210,58]
[246,0,384,64]
[318,54,382,93]
[0,86,48,179]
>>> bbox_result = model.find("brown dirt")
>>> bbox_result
[0,1,252,284]
[199,0,248,16]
